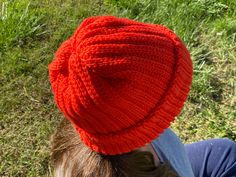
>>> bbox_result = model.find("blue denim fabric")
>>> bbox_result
[151,128,195,177]
[185,138,236,177]
[151,128,236,177]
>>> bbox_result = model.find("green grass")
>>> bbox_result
[0,0,235,176]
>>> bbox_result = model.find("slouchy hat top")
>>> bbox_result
[48,16,193,155]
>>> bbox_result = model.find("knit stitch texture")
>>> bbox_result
[48,16,193,155]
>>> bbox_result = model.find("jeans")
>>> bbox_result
[185,138,236,177]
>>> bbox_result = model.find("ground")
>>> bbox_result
[0,0,235,176]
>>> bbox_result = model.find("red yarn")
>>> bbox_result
[48,16,193,155]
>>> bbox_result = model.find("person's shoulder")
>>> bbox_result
[151,128,195,177]
[153,128,183,145]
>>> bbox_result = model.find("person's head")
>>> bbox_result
[48,16,192,177]
[50,118,179,177]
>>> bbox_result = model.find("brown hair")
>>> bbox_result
[50,118,179,177]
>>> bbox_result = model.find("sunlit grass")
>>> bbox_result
[1,0,235,176]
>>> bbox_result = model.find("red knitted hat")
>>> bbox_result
[48,16,193,155]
